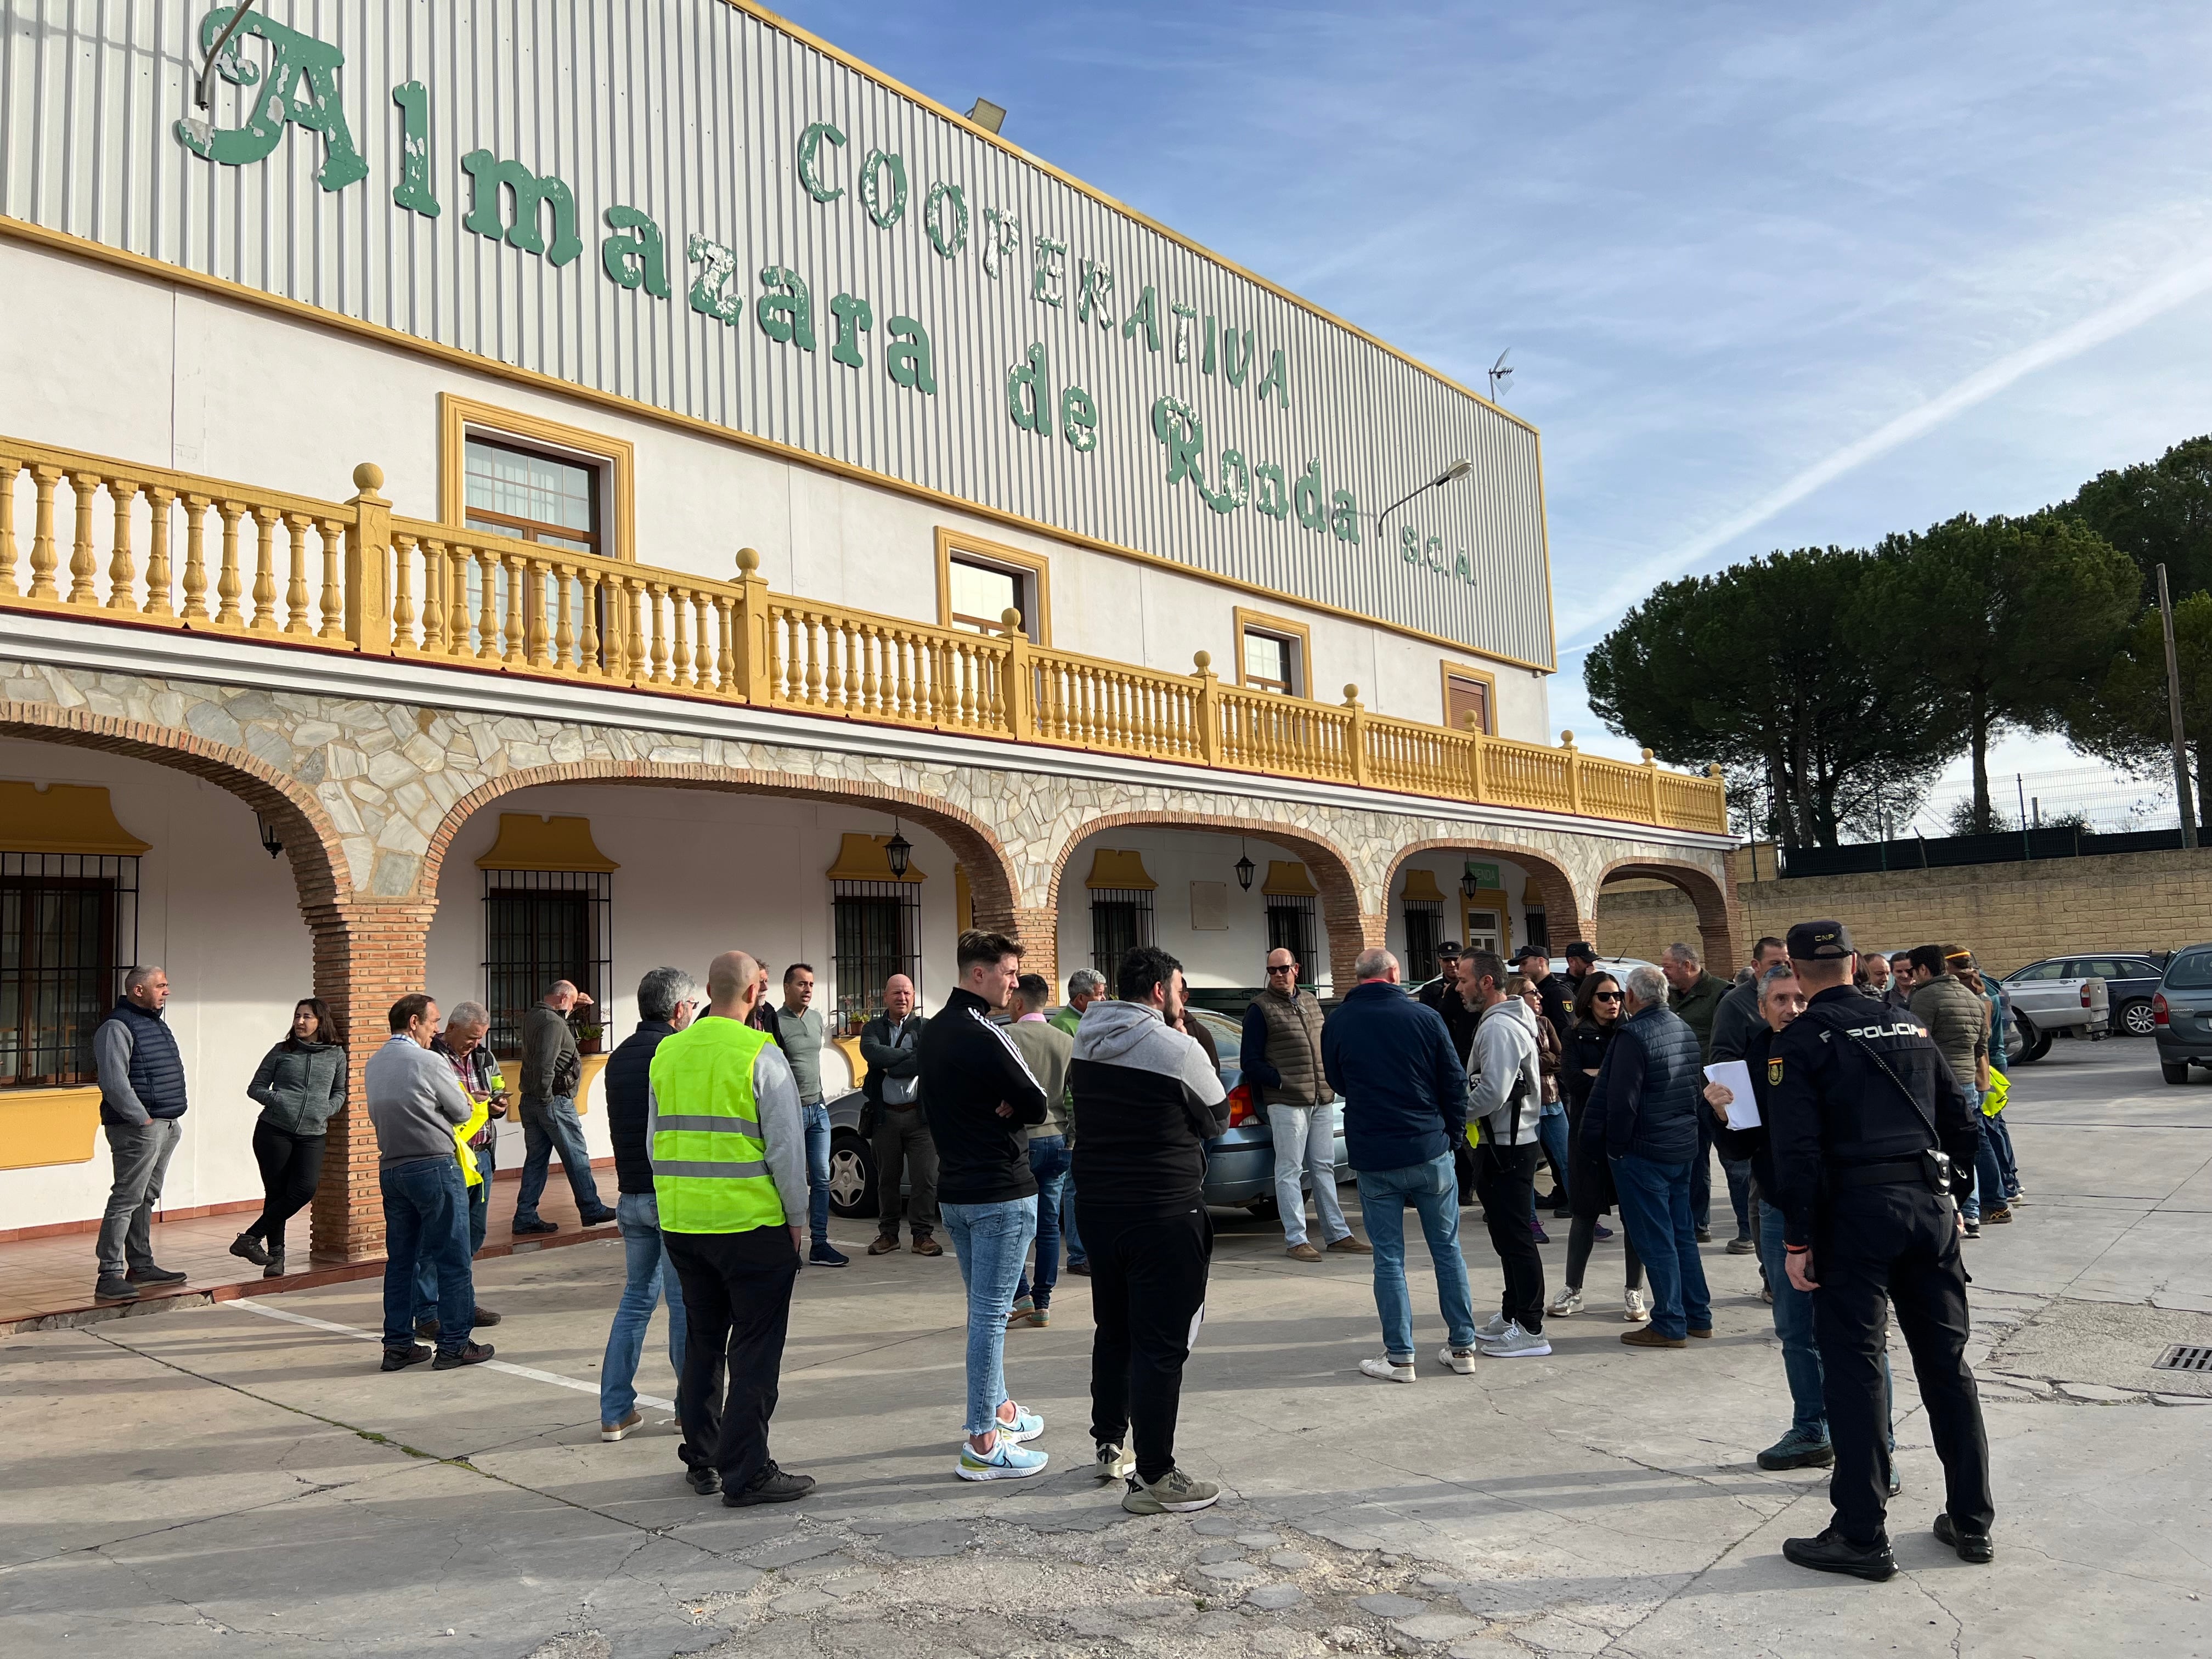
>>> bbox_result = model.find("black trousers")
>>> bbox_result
[1082,1201,1211,1485]
[1472,1142,1545,1333]
[246,1122,325,1254]
[1813,1184,1994,1545]
[664,1226,800,1491]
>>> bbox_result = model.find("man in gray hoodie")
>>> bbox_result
[1070,945,1229,1515]
[1463,951,1550,1358]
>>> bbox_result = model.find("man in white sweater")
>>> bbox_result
[366,993,493,1373]
[1461,951,1550,1359]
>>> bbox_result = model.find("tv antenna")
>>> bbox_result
[1488,349,1513,401]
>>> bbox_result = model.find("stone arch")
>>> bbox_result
[416,758,1034,969]
[1596,855,1738,972]
[1044,809,1369,989]
[1381,837,1590,963]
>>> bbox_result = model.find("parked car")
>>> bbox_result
[2000,960,2113,1062]
[2154,946,2212,1083]
[823,1004,1352,1219]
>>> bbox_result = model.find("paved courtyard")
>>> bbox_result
[3,1037,2208,1658]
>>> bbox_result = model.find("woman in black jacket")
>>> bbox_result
[1549,973,1647,1322]
[230,998,347,1278]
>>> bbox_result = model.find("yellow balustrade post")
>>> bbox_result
[0,458,18,600]
[1641,748,1663,825]
[1706,764,1728,833]
[1464,713,1487,802]
[1343,684,1369,786]
[343,464,392,653]
[1000,607,1032,741]
[67,471,100,605]
[213,500,244,628]
[1561,730,1584,815]
[730,547,772,704]
[1192,651,1222,767]
[144,488,174,617]
[390,533,419,656]
[26,466,60,600]
[248,505,280,633]
[317,518,346,639]
[281,511,313,635]
[179,494,210,621]
[105,478,139,613]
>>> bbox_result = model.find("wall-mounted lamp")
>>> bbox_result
[1459,861,1481,901]
[884,820,912,878]
[256,812,284,860]
[1234,839,1256,893]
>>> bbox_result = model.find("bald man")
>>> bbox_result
[862,973,938,1255]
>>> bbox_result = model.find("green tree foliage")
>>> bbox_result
[2065,591,2212,836]
[1873,513,2137,833]
[2064,436,2212,606]
[1585,546,1961,847]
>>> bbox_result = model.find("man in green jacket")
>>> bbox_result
[1663,942,1733,1242]
[1049,968,1105,1276]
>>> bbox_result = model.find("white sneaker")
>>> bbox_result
[1437,1345,1477,1375]
[1359,1355,1417,1383]
[1471,1313,1511,1341]
[1476,1321,1551,1358]
[1548,1286,1584,1317]
[957,1434,1050,1481]
[1624,1288,1650,1323]
[1095,1441,1136,1482]
[991,1403,1045,1444]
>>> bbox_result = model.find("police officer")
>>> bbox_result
[1416,941,1477,1058]
[1766,919,1994,1581]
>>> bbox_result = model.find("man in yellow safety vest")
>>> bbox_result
[651,949,816,1507]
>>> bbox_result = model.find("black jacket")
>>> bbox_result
[1321,981,1468,1172]
[1415,975,1479,1060]
[1711,1022,1781,1199]
[603,1018,675,1195]
[1594,1003,1703,1163]
[1561,1019,1620,1118]
[1069,1001,1229,1214]
[917,988,1048,1205]
[859,1012,928,1108]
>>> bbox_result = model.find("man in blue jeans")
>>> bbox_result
[775,963,847,1267]
[1051,970,1105,1275]
[513,980,617,1235]
[1320,947,1480,1383]
[413,1002,504,1338]
[918,930,1050,1480]
[1599,964,1712,1348]
[1006,974,1075,1326]
[597,967,697,1440]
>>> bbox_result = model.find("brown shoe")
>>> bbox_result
[867,1235,900,1256]
[1689,1327,1714,1339]
[1327,1235,1373,1254]
[1621,1326,1688,1349]
[912,1235,944,1257]
[1984,1206,2013,1224]
[1286,1243,1323,1262]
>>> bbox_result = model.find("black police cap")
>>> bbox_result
[1437,940,1463,956]
[1786,919,1855,961]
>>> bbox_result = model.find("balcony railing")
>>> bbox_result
[0,436,1727,834]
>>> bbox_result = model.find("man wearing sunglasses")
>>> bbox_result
[1240,950,1365,1260]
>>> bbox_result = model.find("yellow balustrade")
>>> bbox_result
[0,433,1729,834]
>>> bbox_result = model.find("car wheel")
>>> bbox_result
[2013,1016,2051,1064]
[826,1131,877,1219]
[2120,999,2158,1038]
[2162,1060,2192,1085]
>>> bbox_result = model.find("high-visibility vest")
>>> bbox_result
[650,1017,785,1234]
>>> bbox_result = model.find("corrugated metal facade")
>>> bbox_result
[0,0,1556,667]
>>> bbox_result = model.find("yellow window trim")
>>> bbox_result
[934,527,1054,645]
[826,831,928,883]
[0,1086,102,1168]
[1440,661,1498,735]
[439,393,637,562]
[0,781,149,855]
[1260,860,1318,898]
[475,813,620,872]
[1401,867,1448,905]
[1084,848,1158,891]
[1232,607,1315,697]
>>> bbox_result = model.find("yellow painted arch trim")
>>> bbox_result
[0,781,149,855]
[475,813,619,872]
[1084,848,1158,891]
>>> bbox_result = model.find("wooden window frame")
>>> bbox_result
[1441,661,1498,735]
[935,528,1053,644]
[440,393,636,562]
[1233,607,1313,698]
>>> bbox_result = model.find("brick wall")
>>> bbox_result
[1596,847,2212,974]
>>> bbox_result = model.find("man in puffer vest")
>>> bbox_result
[92,966,190,1303]
[651,950,816,1510]
[1240,948,1365,1261]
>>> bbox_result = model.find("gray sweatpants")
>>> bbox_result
[97,1118,183,1279]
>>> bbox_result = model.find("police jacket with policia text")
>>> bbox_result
[1765,985,1980,1249]
[916,988,1049,1205]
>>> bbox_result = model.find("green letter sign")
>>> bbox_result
[173,7,368,193]
[461,151,583,266]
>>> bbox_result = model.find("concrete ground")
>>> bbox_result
[3,1036,2207,1658]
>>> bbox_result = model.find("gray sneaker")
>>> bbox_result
[1122,1467,1221,1514]
[1476,1320,1552,1358]
[1471,1312,1511,1341]
[1095,1441,1136,1482]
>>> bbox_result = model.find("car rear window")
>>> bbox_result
[2165,950,2212,990]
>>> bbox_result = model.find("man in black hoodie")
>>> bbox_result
[918,930,1051,1481]
[1072,944,1230,1514]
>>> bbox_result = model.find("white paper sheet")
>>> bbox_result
[1703,1060,1759,1128]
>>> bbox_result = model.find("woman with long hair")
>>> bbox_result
[1506,972,1566,1244]
[230,998,347,1278]
[1548,972,1648,1322]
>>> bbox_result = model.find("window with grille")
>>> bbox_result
[1090,889,1156,979]
[1,854,138,1088]
[483,870,612,1058]
[833,881,922,1032]
[464,435,603,554]
[1404,899,1443,984]
[1266,895,1317,985]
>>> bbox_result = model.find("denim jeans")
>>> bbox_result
[1986,1109,2019,1193]
[1268,1103,1349,1247]
[1354,1153,1477,1360]
[516,1094,605,1223]
[940,1197,1037,1435]
[1970,1101,2007,1214]
[1015,1136,1071,1306]
[1535,1105,1571,1206]
[381,1156,473,1353]
[802,1102,832,1246]
[1062,1171,1086,1266]
[1755,1196,1895,1445]
[1610,1152,1712,1341]
[600,1190,688,1424]
[96,1117,183,1279]
[415,1140,492,1322]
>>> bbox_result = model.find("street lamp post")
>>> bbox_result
[1374,458,1475,560]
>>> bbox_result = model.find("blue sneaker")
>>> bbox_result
[957,1435,1049,1481]
[992,1403,1045,1443]
[809,1241,849,1267]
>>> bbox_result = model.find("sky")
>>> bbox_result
[774,0,2212,827]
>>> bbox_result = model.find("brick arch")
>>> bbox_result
[1596,855,1738,972]
[1045,810,1369,989]
[415,758,1035,969]
[1381,838,1591,957]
